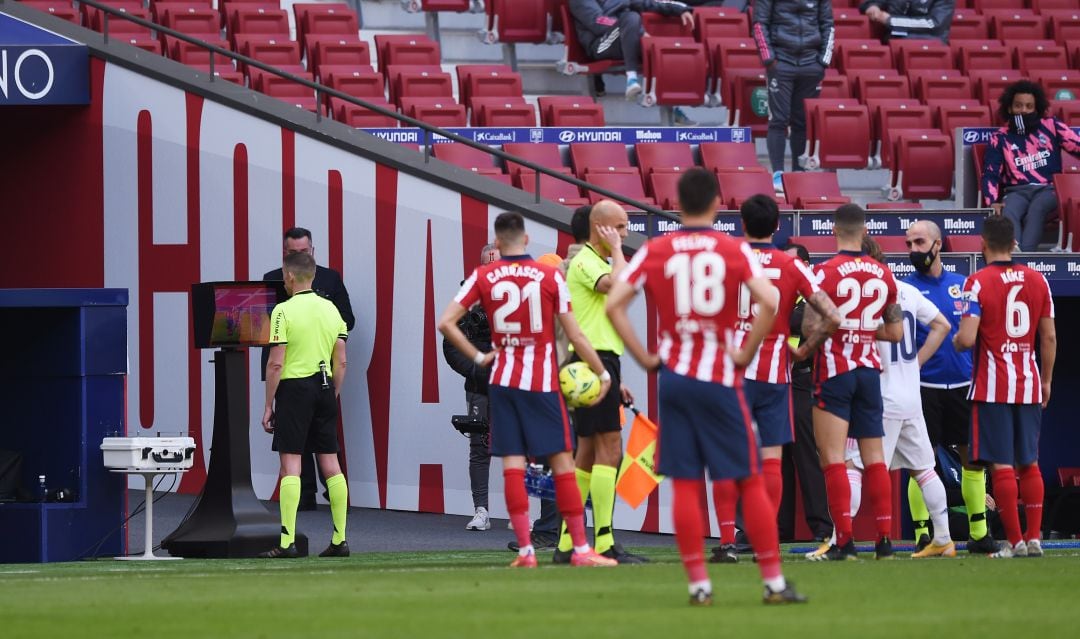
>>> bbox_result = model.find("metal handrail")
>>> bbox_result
[66,0,680,228]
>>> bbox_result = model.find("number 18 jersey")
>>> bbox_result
[454,255,569,392]
[620,228,763,387]
[962,261,1054,404]
[813,251,899,381]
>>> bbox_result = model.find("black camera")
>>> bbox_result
[451,414,489,435]
[459,307,491,344]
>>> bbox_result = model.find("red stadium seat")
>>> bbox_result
[166,35,231,65]
[1030,70,1080,101]
[944,235,985,252]
[88,0,149,30]
[851,71,910,102]
[22,1,80,24]
[570,143,631,177]
[1056,99,1080,123]
[874,236,911,253]
[699,142,762,173]
[889,130,953,201]
[374,34,440,77]
[643,38,708,107]
[1044,10,1080,47]
[466,70,524,102]
[482,0,548,44]
[647,172,685,210]
[324,69,384,103]
[878,103,933,169]
[235,35,300,75]
[297,4,359,53]
[584,173,654,209]
[400,97,467,127]
[642,13,694,38]
[433,143,499,173]
[124,37,165,55]
[306,35,370,75]
[820,72,853,99]
[161,7,220,36]
[866,202,924,210]
[725,69,769,135]
[1035,0,1080,12]
[783,173,851,209]
[470,98,536,126]
[386,64,446,105]
[715,169,783,209]
[933,101,991,134]
[635,143,696,176]
[258,71,315,98]
[788,236,839,253]
[502,143,569,179]
[1014,43,1069,73]
[837,40,893,73]
[895,41,954,73]
[956,41,1014,74]
[693,7,750,44]
[92,7,153,38]
[969,69,1024,104]
[456,64,512,107]
[948,11,989,40]
[710,38,762,104]
[991,13,1048,40]
[518,172,588,207]
[333,98,399,127]
[1053,172,1080,250]
[833,8,872,39]
[805,101,871,169]
[547,102,605,126]
[910,70,973,102]
[230,8,289,39]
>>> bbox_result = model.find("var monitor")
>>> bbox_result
[191,281,286,349]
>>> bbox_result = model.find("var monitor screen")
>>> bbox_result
[191,281,286,349]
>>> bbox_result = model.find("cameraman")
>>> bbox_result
[443,244,499,531]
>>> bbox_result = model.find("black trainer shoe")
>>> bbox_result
[319,541,350,557]
[875,536,894,560]
[709,544,739,564]
[811,539,858,562]
[507,532,559,552]
[915,533,931,552]
[763,581,809,605]
[601,543,650,564]
[967,533,997,554]
[552,547,573,564]
[689,588,713,606]
[258,544,300,559]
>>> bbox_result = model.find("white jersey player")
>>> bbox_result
[844,280,957,557]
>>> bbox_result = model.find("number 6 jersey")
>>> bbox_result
[619,228,762,387]
[813,251,899,381]
[454,255,570,392]
[962,261,1055,404]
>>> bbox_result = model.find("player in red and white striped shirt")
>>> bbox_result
[802,204,904,561]
[439,212,616,568]
[953,215,1057,559]
[607,168,807,606]
[720,196,841,536]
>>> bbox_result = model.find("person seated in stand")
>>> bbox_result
[568,0,698,125]
[860,1,954,43]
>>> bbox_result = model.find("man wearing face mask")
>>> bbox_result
[903,220,994,554]
[981,80,1080,251]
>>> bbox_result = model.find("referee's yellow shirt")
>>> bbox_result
[566,243,623,355]
[268,290,348,380]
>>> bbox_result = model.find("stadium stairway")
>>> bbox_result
[357,0,949,208]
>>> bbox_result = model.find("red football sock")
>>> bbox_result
[1019,464,1045,542]
[762,458,783,517]
[503,468,532,551]
[824,463,853,547]
[737,474,782,581]
[992,467,1022,546]
[864,462,893,539]
[711,479,738,546]
[554,471,588,549]
[672,479,709,584]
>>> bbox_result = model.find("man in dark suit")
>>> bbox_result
[263,227,355,511]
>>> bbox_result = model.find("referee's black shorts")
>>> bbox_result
[920,385,971,448]
[272,373,339,454]
[570,351,622,437]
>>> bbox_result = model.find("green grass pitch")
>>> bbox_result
[2,546,1078,638]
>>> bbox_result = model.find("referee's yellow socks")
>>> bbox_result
[557,468,592,553]
[591,465,618,554]
[278,475,301,548]
[326,473,348,545]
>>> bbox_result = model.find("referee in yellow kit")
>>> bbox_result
[259,251,350,558]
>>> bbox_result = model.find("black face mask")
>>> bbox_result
[1011,112,1042,135]
[909,242,937,274]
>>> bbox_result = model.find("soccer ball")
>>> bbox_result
[559,361,602,408]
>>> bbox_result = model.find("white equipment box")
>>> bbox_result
[101,437,196,471]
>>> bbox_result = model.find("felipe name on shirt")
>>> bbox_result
[671,233,719,252]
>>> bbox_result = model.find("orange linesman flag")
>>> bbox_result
[616,406,664,509]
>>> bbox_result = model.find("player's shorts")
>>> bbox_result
[845,415,936,471]
[920,385,971,448]
[570,351,622,437]
[970,402,1042,467]
[272,374,339,454]
[488,385,573,458]
[656,369,760,480]
[814,368,884,439]
[743,379,794,448]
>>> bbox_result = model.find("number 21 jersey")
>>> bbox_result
[813,251,899,381]
[962,261,1054,404]
[454,256,569,392]
[620,228,762,387]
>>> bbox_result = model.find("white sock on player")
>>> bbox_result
[847,468,864,519]
[915,469,952,545]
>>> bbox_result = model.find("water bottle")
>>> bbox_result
[38,475,47,503]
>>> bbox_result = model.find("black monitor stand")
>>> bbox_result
[161,348,308,557]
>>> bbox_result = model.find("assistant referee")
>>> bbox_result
[260,251,350,559]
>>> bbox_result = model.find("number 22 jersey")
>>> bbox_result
[620,228,762,387]
[454,255,569,392]
[813,251,899,382]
